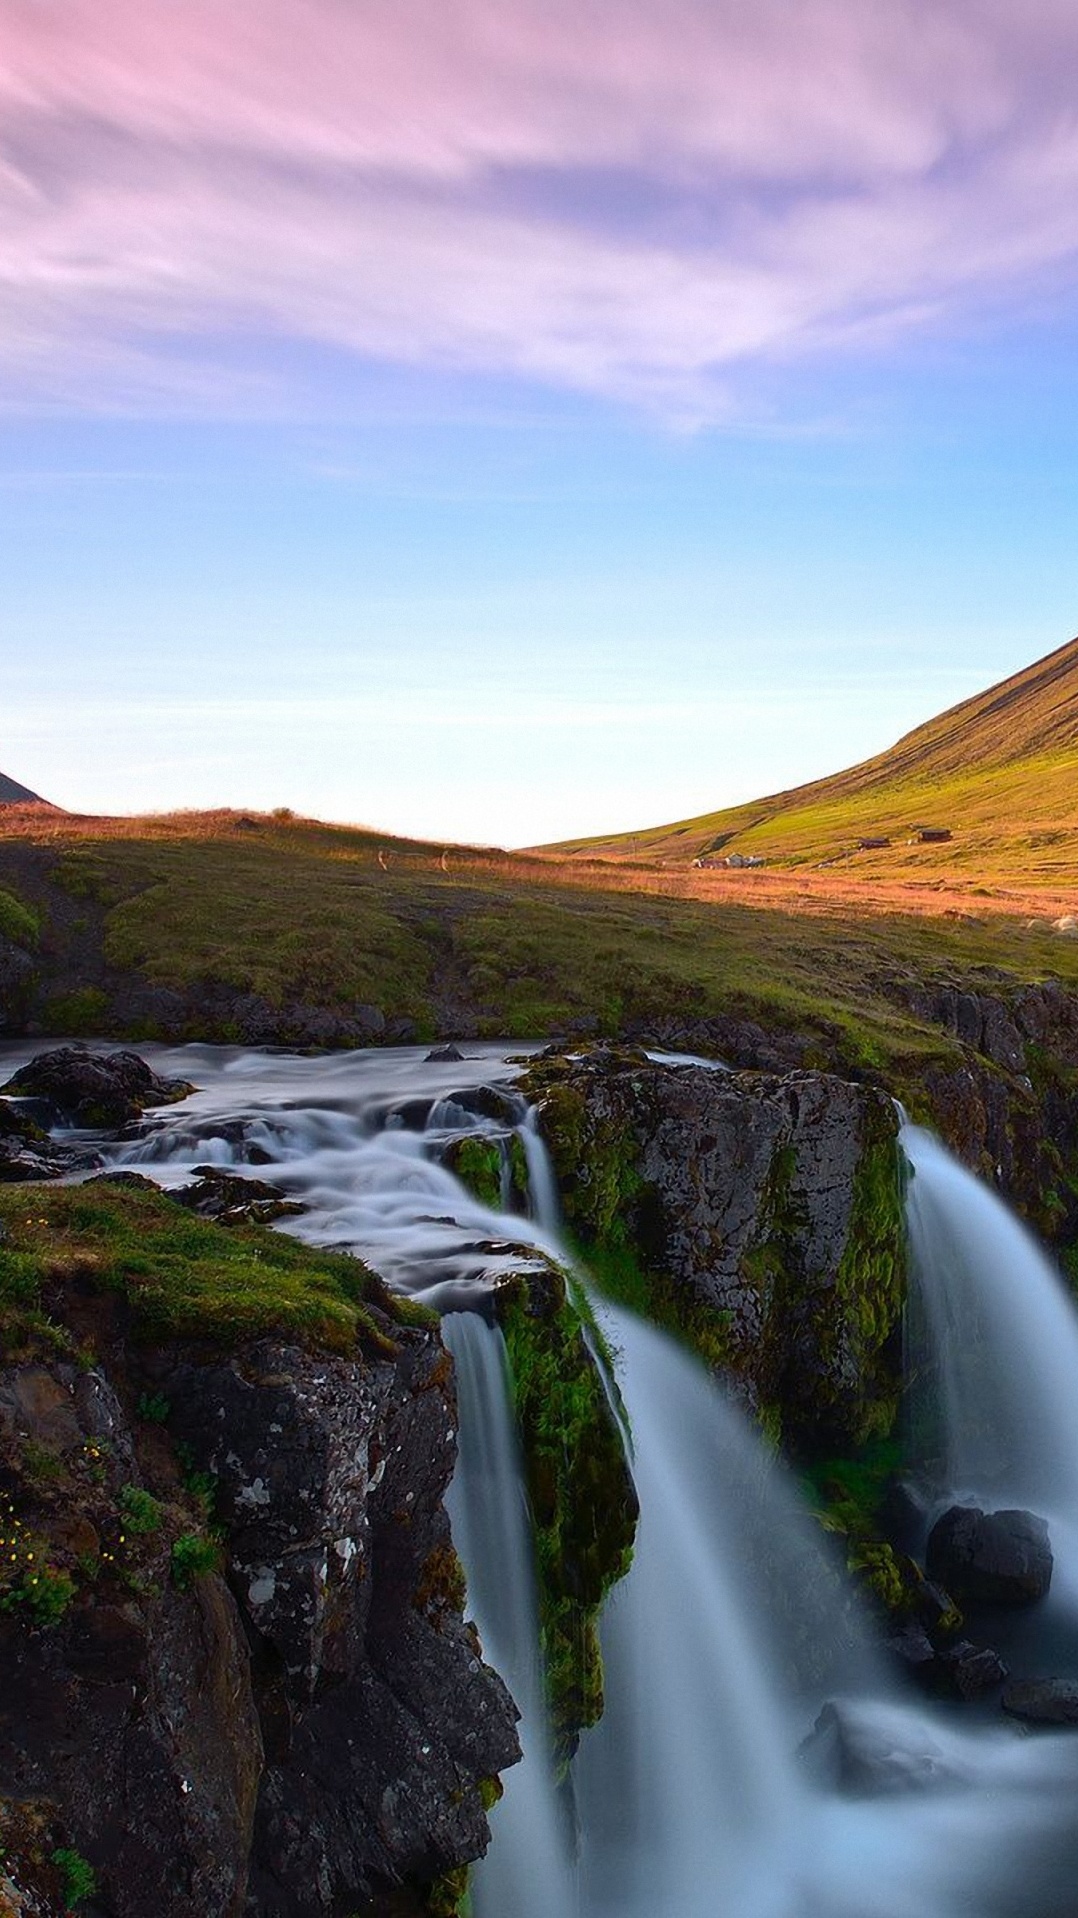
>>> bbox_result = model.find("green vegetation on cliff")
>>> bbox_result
[495,1266,637,1771]
[0,1180,425,1362]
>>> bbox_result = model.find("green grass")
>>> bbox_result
[3,810,1078,1084]
[0,1181,426,1361]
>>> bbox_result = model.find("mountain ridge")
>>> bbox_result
[544,634,1078,877]
[0,769,49,807]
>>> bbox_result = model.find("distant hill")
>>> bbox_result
[0,770,48,806]
[546,634,1078,885]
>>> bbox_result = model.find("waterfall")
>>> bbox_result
[442,1313,576,1918]
[11,1039,1078,1913]
[903,1122,1078,1602]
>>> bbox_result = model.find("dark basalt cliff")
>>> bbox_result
[0,1290,518,1917]
[523,1049,905,1454]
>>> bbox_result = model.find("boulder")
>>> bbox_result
[936,1640,1008,1700]
[168,1166,304,1227]
[0,1098,101,1182]
[1,1046,192,1129]
[799,1700,956,1795]
[926,1506,1053,1606]
[1002,1679,1078,1726]
[0,1310,521,1918]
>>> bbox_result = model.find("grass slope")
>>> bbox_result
[2,807,1078,1084]
[546,635,1078,886]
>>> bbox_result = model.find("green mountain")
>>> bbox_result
[548,635,1078,885]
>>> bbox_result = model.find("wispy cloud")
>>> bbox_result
[3,0,1078,418]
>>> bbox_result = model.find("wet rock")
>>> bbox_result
[937,1640,1008,1700]
[0,1310,520,1918]
[1002,1679,1078,1726]
[169,1167,304,1227]
[886,1622,937,1680]
[926,1506,1053,1606]
[0,1098,100,1182]
[899,985,1027,1075]
[167,1331,520,1911]
[446,1084,523,1126]
[800,1700,955,1795]
[524,1050,905,1448]
[0,1046,192,1129]
[426,1043,464,1062]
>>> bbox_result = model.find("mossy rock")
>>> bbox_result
[494,1262,637,1772]
[524,1050,907,1456]
[440,1134,529,1215]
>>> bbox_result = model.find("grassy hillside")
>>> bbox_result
[547,636,1078,887]
[2,805,1078,1085]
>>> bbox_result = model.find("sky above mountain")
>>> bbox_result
[4,0,1078,843]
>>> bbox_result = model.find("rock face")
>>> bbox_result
[0,1321,520,1917]
[1,1047,192,1130]
[0,1099,100,1182]
[1002,1679,1078,1726]
[926,1506,1053,1607]
[525,1049,905,1450]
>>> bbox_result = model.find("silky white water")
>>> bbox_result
[7,1040,1078,1913]
[903,1121,1078,1618]
[442,1312,576,1918]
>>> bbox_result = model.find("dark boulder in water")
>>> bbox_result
[0,1096,101,1181]
[799,1699,956,1795]
[1002,1678,1078,1726]
[169,1165,305,1227]
[936,1639,1009,1700]
[926,1505,1053,1606]
[1,1045,193,1129]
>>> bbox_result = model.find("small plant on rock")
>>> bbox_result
[51,1845,98,1909]
[118,1484,163,1535]
[170,1533,219,1590]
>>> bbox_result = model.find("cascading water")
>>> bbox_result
[8,1039,1078,1913]
[903,1122,1078,1608]
[442,1313,575,1918]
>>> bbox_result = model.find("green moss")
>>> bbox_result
[0,1181,406,1361]
[0,887,39,949]
[39,987,110,1035]
[170,1532,220,1590]
[802,1434,903,1537]
[441,1137,503,1211]
[50,1846,98,1909]
[495,1266,637,1772]
[118,1484,163,1535]
[426,1864,470,1917]
[823,1117,907,1444]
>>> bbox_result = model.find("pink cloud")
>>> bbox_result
[3,0,1078,415]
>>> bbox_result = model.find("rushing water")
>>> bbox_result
[904,1119,1078,1660]
[7,1040,1078,1914]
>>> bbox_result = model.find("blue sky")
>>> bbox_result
[3,2,1078,844]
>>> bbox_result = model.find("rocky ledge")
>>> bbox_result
[0,1183,519,1918]
[522,1047,906,1452]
